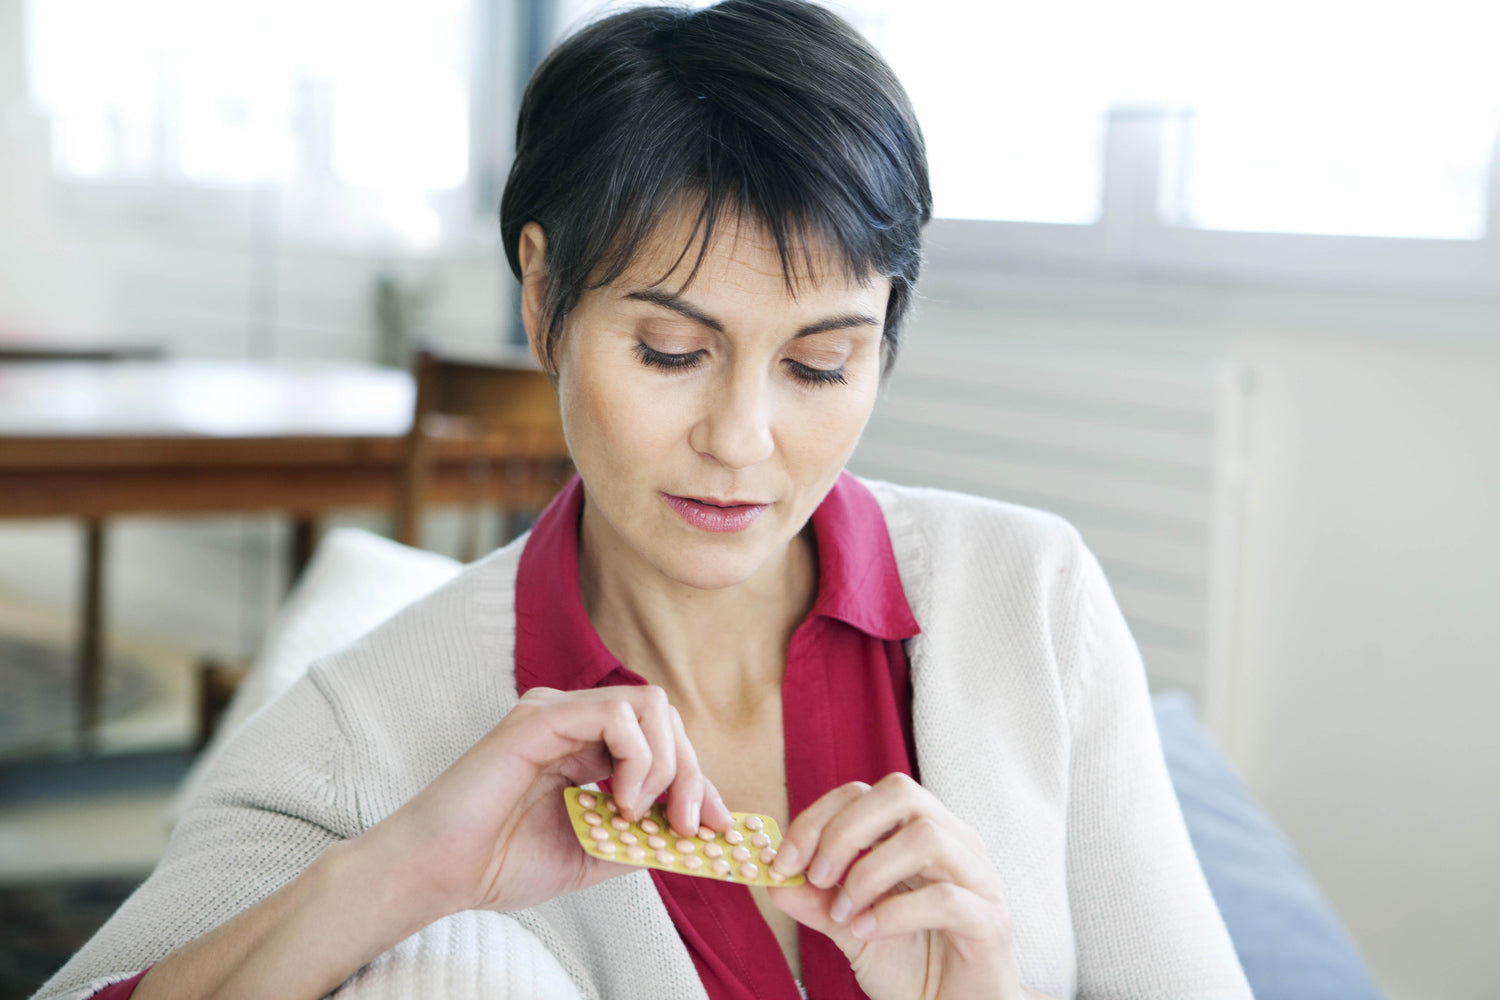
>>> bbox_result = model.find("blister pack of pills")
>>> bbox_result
[564,786,806,886]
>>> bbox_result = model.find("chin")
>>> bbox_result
[650,541,771,593]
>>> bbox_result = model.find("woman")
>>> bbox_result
[38,2,1251,998]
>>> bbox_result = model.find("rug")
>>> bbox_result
[0,637,157,759]
[0,875,142,999]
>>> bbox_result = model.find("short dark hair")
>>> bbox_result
[500,0,932,375]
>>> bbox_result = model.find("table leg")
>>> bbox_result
[77,518,105,755]
[289,516,317,589]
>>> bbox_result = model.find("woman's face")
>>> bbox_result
[522,212,890,594]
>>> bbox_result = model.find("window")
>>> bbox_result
[24,0,484,249]
[847,0,1500,241]
[552,0,1500,270]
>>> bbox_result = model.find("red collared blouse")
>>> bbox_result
[516,471,921,1000]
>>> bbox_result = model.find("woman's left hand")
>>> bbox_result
[767,773,1048,1000]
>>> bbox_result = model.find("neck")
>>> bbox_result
[578,504,818,727]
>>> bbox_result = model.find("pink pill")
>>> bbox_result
[627,845,646,861]
[684,855,704,870]
[647,834,667,850]
[655,850,675,865]
[738,862,759,880]
[751,832,771,848]
[675,839,696,854]
[731,845,752,862]
[759,848,777,864]
[724,830,743,845]
[640,818,660,834]
[597,840,617,855]
[610,816,630,831]
[619,831,638,846]
[603,798,618,813]
[698,826,717,841]
[589,827,611,842]
[577,792,597,809]
[744,815,764,832]
[583,811,603,826]
[712,859,732,876]
[703,843,724,858]
[769,868,787,882]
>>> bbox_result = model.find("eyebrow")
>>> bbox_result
[623,288,880,338]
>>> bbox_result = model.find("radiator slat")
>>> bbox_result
[853,439,1210,523]
[851,340,1247,712]
[874,395,1216,472]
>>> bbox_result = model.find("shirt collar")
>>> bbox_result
[806,471,921,641]
[513,470,920,695]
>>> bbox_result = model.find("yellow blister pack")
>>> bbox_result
[564,786,806,886]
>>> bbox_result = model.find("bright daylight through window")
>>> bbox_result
[23,0,474,247]
[558,0,1499,240]
[26,0,1500,242]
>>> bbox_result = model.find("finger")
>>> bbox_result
[773,781,871,880]
[662,705,706,836]
[621,686,677,819]
[848,881,1010,946]
[508,686,677,820]
[797,772,933,889]
[828,817,998,926]
[766,880,844,939]
[506,694,656,802]
[585,699,658,815]
[701,776,734,831]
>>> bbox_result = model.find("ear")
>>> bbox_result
[517,221,550,370]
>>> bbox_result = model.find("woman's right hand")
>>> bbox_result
[363,684,733,917]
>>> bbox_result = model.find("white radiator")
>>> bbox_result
[851,338,1250,743]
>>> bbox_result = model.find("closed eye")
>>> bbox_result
[636,342,848,386]
[785,360,848,386]
[635,342,704,372]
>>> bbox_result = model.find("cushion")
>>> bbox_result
[1153,690,1385,1000]
[168,529,462,822]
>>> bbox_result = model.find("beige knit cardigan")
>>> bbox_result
[37,481,1253,1000]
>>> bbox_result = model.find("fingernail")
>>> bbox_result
[686,801,701,835]
[829,893,853,923]
[808,856,831,887]
[850,912,877,940]
[772,841,800,874]
[619,783,641,817]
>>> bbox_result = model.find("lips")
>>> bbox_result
[682,495,768,508]
[661,493,770,533]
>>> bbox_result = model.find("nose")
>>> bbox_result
[689,369,775,472]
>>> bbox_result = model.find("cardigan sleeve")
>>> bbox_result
[31,676,355,1000]
[34,665,594,1000]
[1062,541,1253,999]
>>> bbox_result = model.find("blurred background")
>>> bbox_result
[1,0,1497,997]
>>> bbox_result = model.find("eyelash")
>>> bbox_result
[633,343,848,387]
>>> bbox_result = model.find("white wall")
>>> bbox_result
[1230,332,1499,1000]
[912,268,1500,1000]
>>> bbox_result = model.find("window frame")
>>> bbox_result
[926,107,1500,303]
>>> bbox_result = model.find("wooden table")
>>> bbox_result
[0,359,572,752]
[0,330,163,362]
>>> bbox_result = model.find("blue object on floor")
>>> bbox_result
[1153,690,1386,1000]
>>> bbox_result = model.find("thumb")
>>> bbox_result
[766,883,864,958]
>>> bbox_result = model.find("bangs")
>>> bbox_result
[587,173,886,302]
